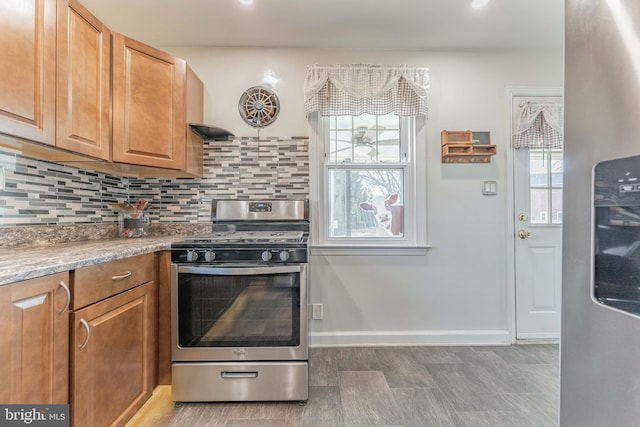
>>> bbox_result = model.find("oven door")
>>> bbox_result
[171,263,308,362]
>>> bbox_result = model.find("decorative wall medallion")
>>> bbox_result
[238,86,280,127]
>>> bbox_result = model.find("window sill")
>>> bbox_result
[309,245,431,256]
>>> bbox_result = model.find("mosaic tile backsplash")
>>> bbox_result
[0,137,309,227]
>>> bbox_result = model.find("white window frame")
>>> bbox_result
[308,113,429,256]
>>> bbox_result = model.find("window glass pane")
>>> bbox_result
[376,141,401,162]
[529,150,548,187]
[330,131,352,163]
[328,116,338,129]
[378,114,400,130]
[374,129,401,163]
[328,114,402,164]
[327,114,402,164]
[328,168,404,238]
[353,145,375,162]
[375,114,401,163]
[551,188,563,224]
[335,116,352,129]
[530,188,549,224]
[328,129,336,162]
[551,151,563,186]
[353,114,377,129]
[528,149,563,225]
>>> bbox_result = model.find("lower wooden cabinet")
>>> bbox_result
[0,252,157,426]
[70,281,154,427]
[157,251,172,385]
[0,272,71,404]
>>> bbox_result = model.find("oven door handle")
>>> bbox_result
[176,265,302,275]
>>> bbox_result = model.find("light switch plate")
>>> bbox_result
[482,180,497,195]
[311,303,323,320]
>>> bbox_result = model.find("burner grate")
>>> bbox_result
[181,231,304,245]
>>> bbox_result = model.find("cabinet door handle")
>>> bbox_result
[58,281,71,314]
[79,319,91,350]
[111,271,132,281]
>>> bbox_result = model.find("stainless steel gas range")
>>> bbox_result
[170,199,309,402]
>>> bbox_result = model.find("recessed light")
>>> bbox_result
[471,0,490,9]
[238,0,254,5]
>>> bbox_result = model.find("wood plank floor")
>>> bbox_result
[126,344,559,427]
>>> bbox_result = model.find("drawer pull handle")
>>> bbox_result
[79,319,91,349]
[58,281,71,314]
[111,272,132,281]
[221,371,258,379]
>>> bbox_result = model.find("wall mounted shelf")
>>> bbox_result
[441,130,496,163]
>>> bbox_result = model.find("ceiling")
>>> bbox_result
[79,0,564,50]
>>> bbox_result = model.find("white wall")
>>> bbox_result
[167,46,563,346]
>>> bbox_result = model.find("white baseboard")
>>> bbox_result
[309,329,512,347]
[516,332,560,340]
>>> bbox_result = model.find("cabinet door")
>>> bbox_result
[112,33,186,170]
[71,282,153,427]
[184,66,205,177]
[0,0,56,145]
[0,272,70,404]
[56,0,111,160]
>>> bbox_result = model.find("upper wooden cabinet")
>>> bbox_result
[0,1,205,177]
[184,66,205,177]
[0,0,110,160]
[56,0,111,160]
[0,0,57,146]
[112,34,188,170]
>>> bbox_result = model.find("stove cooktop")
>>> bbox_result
[171,199,309,264]
[171,230,308,264]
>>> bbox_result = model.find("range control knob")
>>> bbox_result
[186,250,199,262]
[204,251,215,262]
[261,250,273,261]
[279,250,290,262]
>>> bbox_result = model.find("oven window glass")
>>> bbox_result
[177,272,300,347]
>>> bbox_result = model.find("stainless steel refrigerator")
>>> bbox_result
[562,1,640,425]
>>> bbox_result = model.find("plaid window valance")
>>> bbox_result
[513,101,563,149]
[303,64,429,117]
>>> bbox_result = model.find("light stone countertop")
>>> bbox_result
[0,236,185,286]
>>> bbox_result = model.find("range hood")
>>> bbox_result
[189,124,234,141]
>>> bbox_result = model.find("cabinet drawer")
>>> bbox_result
[72,253,154,309]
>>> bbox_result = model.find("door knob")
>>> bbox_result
[518,230,532,239]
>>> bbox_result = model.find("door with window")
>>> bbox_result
[512,95,563,339]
